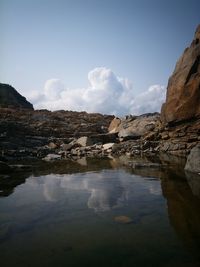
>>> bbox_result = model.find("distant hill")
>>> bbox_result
[0,83,33,110]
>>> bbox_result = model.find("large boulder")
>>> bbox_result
[184,144,200,173]
[0,83,33,109]
[108,117,121,133]
[114,113,160,140]
[161,25,200,124]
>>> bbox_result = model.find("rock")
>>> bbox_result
[42,154,61,161]
[0,83,33,109]
[185,144,200,173]
[61,140,77,151]
[118,113,160,141]
[0,161,11,173]
[76,136,93,147]
[108,117,121,133]
[118,129,141,141]
[114,215,133,224]
[48,142,58,149]
[103,143,115,150]
[161,25,200,124]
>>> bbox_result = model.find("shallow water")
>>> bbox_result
[0,157,200,267]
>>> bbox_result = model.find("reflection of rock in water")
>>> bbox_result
[161,172,200,250]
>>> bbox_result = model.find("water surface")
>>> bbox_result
[0,157,200,267]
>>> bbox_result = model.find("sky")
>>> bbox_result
[0,0,200,115]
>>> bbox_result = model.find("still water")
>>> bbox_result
[0,157,200,267]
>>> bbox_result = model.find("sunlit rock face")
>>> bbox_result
[161,25,200,124]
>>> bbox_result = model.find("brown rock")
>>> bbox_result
[161,25,200,124]
[108,117,121,133]
[48,142,58,149]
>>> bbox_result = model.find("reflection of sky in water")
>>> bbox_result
[23,170,162,212]
[1,168,200,267]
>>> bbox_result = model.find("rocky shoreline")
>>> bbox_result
[0,24,200,174]
[0,109,199,161]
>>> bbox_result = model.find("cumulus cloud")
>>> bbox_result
[27,67,166,116]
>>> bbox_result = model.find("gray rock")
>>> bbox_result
[185,144,200,173]
[118,129,141,140]
[102,143,114,150]
[61,140,77,151]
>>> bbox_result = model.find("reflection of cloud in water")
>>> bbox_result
[28,171,162,211]
[43,176,64,202]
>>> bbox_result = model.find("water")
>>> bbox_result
[0,157,200,267]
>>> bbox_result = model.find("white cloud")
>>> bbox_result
[27,67,166,116]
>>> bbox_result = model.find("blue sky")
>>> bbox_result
[0,0,199,114]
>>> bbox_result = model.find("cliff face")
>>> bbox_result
[0,83,33,110]
[161,25,200,124]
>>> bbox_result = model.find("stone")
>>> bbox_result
[161,25,200,123]
[118,113,160,140]
[185,144,200,173]
[114,215,133,224]
[118,129,141,141]
[48,142,57,149]
[102,143,115,150]
[61,140,77,151]
[108,117,121,133]
[42,154,61,161]
[76,136,93,147]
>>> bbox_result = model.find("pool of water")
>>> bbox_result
[0,157,200,267]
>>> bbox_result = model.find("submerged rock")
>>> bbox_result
[114,216,133,224]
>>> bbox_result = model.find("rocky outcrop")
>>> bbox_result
[109,113,161,141]
[185,144,200,173]
[0,108,113,139]
[161,24,200,124]
[0,107,114,160]
[0,83,33,110]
